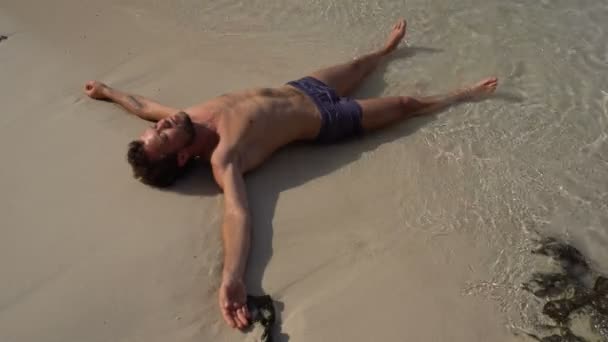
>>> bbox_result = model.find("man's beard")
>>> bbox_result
[176,111,196,146]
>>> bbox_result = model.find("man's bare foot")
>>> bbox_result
[84,80,110,100]
[462,77,498,99]
[383,19,407,55]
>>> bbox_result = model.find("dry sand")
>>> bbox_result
[0,1,524,341]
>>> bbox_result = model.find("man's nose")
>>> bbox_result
[156,120,169,131]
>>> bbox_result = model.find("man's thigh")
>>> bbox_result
[356,97,405,132]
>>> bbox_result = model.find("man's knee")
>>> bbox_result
[399,96,414,111]
[349,58,366,73]
[399,96,421,114]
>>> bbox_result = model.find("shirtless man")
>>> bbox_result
[84,19,498,329]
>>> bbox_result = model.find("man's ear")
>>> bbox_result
[177,150,191,167]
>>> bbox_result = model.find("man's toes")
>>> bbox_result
[481,77,498,92]
[480,77,497,86]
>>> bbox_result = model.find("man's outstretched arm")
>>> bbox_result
[213,160,251,329]
[84,80,178,121]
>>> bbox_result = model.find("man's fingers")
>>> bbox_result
[243,304,251,319]
[230,307,246,329]
[235,307,249,328]
[221,308,237,328]
[234,315,246,329]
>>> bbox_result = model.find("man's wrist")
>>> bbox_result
[222,269,243,283]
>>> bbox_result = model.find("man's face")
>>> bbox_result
[140,112,195,160]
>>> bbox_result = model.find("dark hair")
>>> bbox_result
[126,140,182,187]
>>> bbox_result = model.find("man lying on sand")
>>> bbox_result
[84,19,497,329]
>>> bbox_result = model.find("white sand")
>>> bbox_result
[5,1,607,341]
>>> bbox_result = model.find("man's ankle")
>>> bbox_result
[102,86,115,99]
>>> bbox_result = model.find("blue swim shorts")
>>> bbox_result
[287,77,363,143]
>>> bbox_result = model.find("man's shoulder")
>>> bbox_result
[210,142,239,170]
[209,144,243,188]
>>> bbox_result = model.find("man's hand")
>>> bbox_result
[84,80,109,100]
[219,276,250,329]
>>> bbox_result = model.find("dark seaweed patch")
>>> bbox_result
[247,295,276,342]
[524,238,608,341]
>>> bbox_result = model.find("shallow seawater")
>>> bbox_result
[155,0,608,337]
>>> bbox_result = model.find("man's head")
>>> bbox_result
[127,111,196,187]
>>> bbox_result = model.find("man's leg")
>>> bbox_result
[84,80,178,122]
[309,19,407,97]
[358,77,498,131]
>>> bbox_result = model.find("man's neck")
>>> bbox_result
[186,121,219,161]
